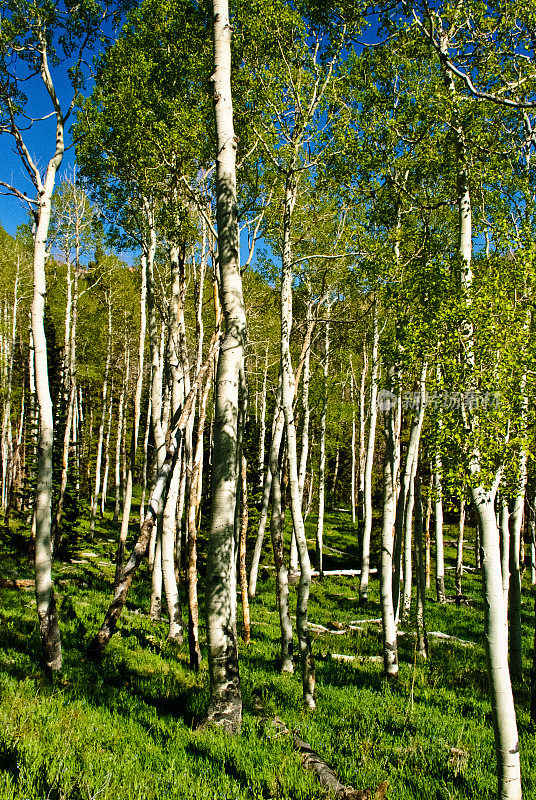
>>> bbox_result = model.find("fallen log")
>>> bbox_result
[311,569,378,578]
[272,717,388,800]
[330,653,383,664]
[0,577,34,589]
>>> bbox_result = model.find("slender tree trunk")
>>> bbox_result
[509,345,529,682]
[425,473,432,589]
[360,304,379,604]
[113,357,127,523]
[393,363,427,621]
[380,389,398,679]
[358,340,368,522]
[350,366,357,524]
[280,170,315,709]
[88,336,217,660]
[100,378,114,515]
[315,303,330,577]
[456,499,466,598]
[258,345,268,490]
[90,293,112,536]
[52,248,78,546]
[139,394,151,525]
[161,452,183,643]
[414,476,428,659]
[32,150,63,673]
[434,462,446,604]
[249,385,283,598]
[270,439,294,673]
[188,364,214,670]
[402,476,415,621]
[116,254,147,584]
[500,493,510,617]
[52,381,75,548]
[1,260,19,516]
[473,483,521,800]
[239,455,251,645]
[205,0,244,730]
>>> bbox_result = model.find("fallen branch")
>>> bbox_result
[330,653,383,664]
[311,569,378,578]
[272,717,388,800]
[0,577,34,589]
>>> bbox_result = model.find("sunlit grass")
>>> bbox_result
[0,502,535,798]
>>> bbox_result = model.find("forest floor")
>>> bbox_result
[1,504,536,799]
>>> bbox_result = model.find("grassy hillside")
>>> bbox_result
[1,507,535,799]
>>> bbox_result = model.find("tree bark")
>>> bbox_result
[380,388,398,680]
[239,455,251,645]
[88,337,217,660]
[205,0,244,731]
[414,476,428,659]
[280,171,315,709]
[455,499,466,598]
[188,363,214,669]
[315,302,330,577]
[116,251,147,584]
[499,493,510,617]
[113,356,127,523]
[360,304,379,604]
[32,116,64,672]
[89,291,112,536]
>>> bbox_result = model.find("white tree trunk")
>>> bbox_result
[100,378,114,515]
[358,340,368,522]
[414,475,428,659]
[32,151,63,673]
[270,442,294,673]
[434,459,446,604]
[258,345,268,490]
[315,303,330,576]
[380,389,398,679]
[500,493,510,616]
[280,172,315,709]
[206,0,244,730]
[116,251,147,584]
[509,352,529,681]
[455,499,466,597]
[360,304,379,604]
[350,365,356,524]
[113,356,127,523]
[90,292,112,536]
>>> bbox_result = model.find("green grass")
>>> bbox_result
[1,504,535,799]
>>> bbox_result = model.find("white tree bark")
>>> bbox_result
[100,377,114,515]
[113,354,127,523]
[315,302,330,577]
[380,387,398,679]
[31,75,65,670]
[509,346,529,682]
[360,304,379,604]
[258,345,268,490]
[439,41,521,797]
[414,475,428,659]
[350,363,356,524]
[116,251,147,584]
[280,172,315,709]
[499,493,510,615]
[1,260,19,514]
[358,341,368,523]
[90,290,112,536]
[455,499,466,597]
[206,0,244,730]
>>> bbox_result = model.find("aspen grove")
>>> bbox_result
[2,1,536,799]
